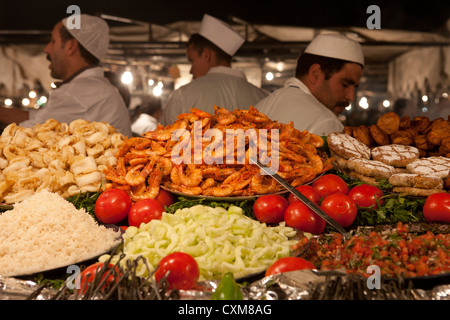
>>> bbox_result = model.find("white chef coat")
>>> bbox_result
[254,77,344,136]
[20,66,132,137]
[160,66,268,126]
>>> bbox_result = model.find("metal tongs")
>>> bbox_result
[251,158,351,240]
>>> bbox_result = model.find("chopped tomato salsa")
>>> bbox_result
[305,222,450,278]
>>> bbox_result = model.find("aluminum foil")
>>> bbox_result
[2,272,450,300]
[243,270,450,300]
[0,275,56,300]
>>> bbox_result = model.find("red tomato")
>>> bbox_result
[77,262,118,294]
[423,192,450,223]
[288,185,321,204]
[320,193,357,228]
[312,174,349,199]
[253,194,289,224]
[284,202,326,234]
[154,252,199,290]
[94,188,132,224]
[128,199,165,227]
[265,257,315,277]
[155,189,176,208]
[348,184,384,208]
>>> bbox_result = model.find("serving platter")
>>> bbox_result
[160,185,289,201]
[160,171,327,201]
[235,232,311,283]
[11,225,123,279]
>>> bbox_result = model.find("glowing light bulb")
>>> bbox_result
[29,90,37,99]
[121,71,133,85]
[4,98,12,106]
[265,72,274,81]
[153,86,162,97]
[383,100,390,108]
[22,98,30,106]
[359,97,369,109]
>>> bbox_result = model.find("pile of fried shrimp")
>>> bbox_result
[104,106,333,201]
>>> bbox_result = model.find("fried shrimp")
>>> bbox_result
[103,106,327,199]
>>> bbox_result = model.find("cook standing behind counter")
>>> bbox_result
[0,14,132,137]
[254,33,365,136]
[160,14,268,126]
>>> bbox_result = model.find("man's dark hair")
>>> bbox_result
[187,33,232,64]
[59,25,100,65]
[295,53,363,80]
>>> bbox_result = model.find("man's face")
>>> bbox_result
[187,43,211,79]
[43,22,69,80]
[312,63,363,115]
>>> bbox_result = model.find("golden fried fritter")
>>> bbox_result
[369,124,390,146]
[353,125,374,147]
[376,112,400,135]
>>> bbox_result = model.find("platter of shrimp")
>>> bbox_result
[103,106,333,201]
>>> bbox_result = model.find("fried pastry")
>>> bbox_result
[414,134,436,150]
[389,173,443,189]
[347,157,396,179]
[348,171,380,186]
[327,132,371,160]
[392,187,444,197]
[371,144,419,167]
[369,124,390,146]
[352,125,374,147]
[399,115,411,130]
[426,120,450,145]
[343,126,354,136]
[440,136,450,154]
[389,130,414,146]
[411,116,431,133]
[406,156,450,179]
[376,112,400,135]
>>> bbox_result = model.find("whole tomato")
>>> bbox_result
[284,202,326,234]
[77,262,119,294]
[155,189,176,208]
[312,174,349,199]
[288,185,321,204]
[128,199,165,227]
[423,192,450,223]
[253,194,289,224]
[154,252,199,290]
[348,184,384,208]
[320,193,357,228]
[265,257,315,277]
[94,188,132,224]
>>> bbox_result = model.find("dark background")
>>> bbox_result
[1,0,449,32]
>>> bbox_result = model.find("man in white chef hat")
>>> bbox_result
[160,14,268,126]
[255,33,365,136]
[0,14,132,137]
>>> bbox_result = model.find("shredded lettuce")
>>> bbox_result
[100,205,298,280]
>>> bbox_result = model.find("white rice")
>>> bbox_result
[0,190,121,276]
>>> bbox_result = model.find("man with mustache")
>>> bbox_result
[255,33,364,136]
[0,14,132,137]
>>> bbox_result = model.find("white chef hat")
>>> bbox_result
[61,14,110,61]
[304,33,364,66]
[198,14,245,56]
